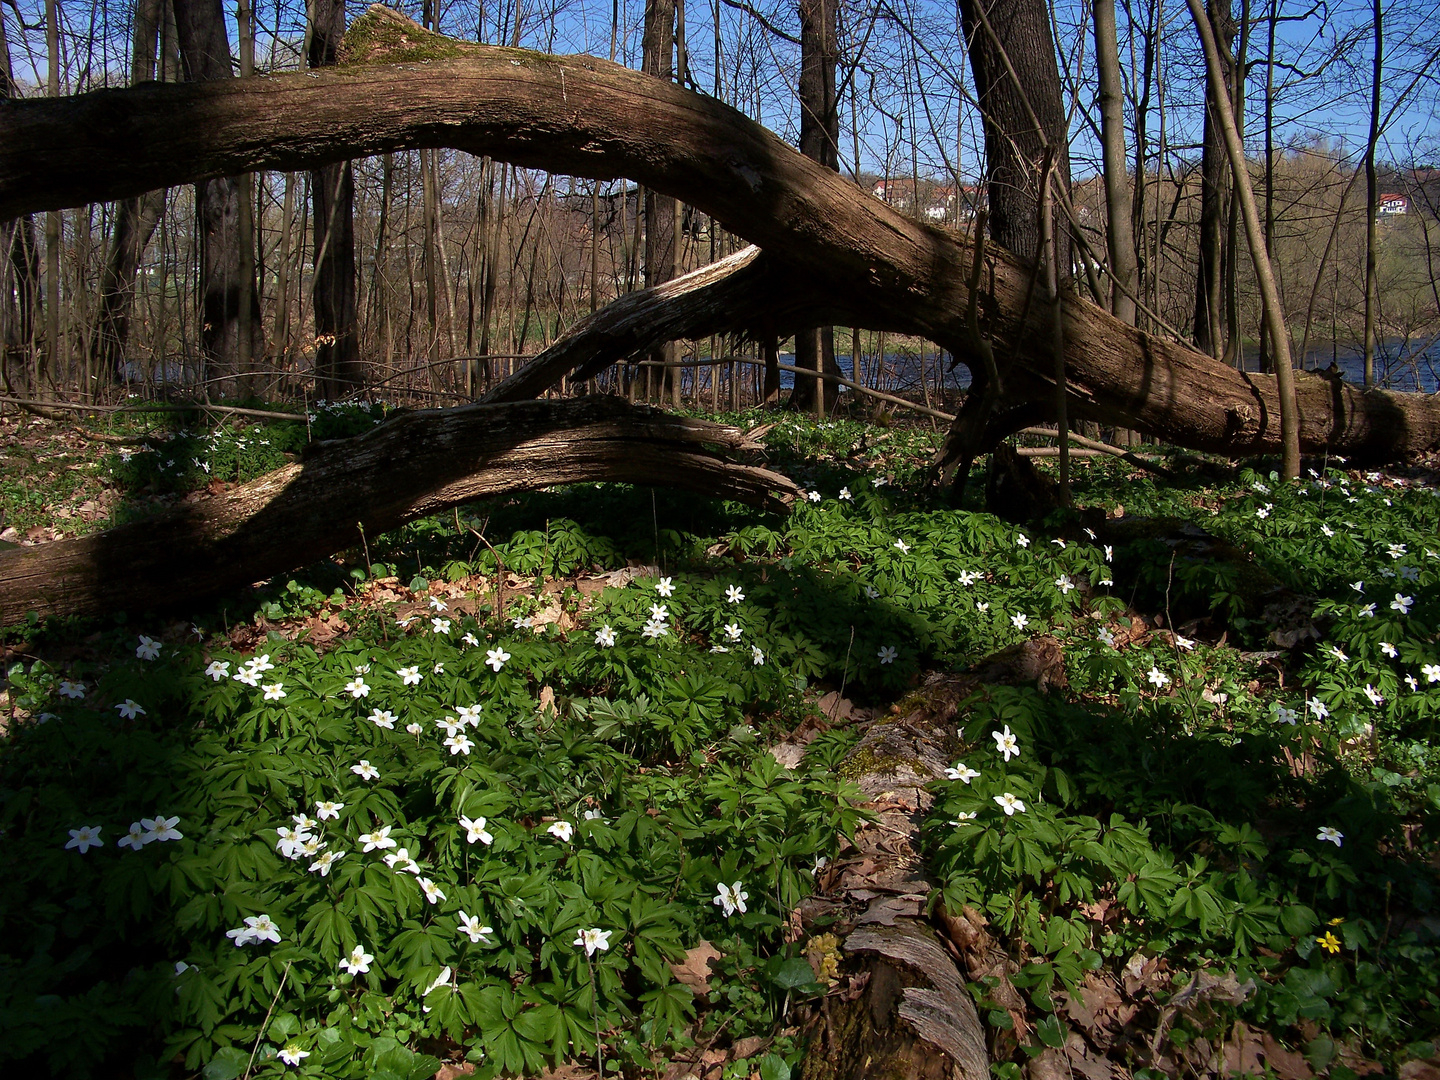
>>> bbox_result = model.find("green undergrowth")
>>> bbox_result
[1,409,1438,1077]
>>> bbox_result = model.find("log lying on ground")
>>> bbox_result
[0,397,797,624]
[3,5,1439,463]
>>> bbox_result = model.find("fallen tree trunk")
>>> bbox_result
[2,5,1438,463]
[0,397,797,624]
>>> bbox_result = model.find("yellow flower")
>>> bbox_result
[1328,917,1345,926]
[1316,932,1342,954]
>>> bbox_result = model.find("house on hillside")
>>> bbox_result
[1378,193,1408,216]
[871,178,982,223]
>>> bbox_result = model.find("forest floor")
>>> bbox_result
[1,402,1439,1080]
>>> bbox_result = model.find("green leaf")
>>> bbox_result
[202,1047,249,1080]
[759,1053,792,1080]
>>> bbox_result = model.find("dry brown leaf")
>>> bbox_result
[1222,1021,1265,1076]
[1261,1032,1315,1080]
[669,941,722,993]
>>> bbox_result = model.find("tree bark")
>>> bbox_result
[957,0,1072,270]
[1094,0,1138,325]
[1362,0,1382,388]
[643,0,681,405]
[0,397,797,624]
[4,7,1440,463]
[172,0,262,396]
[309,0,363,400]
[789,0,842,416]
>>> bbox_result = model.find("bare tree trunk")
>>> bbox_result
[1362,0,1382,387]
[309,0,362,400]
[789,0,841,416]
[92,0,167,389]
[957,0,1072,269]
[1095,0,1138,325]
[44,0,60,395]
[0,7,38,388]
[1186,0,1301,477]
[172,0,261,397]
[1192,0,1233,358]
[643,0,680,404]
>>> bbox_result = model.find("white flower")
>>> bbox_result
[405,721,423,735]
[117,821,149,850]
[437,717,463,738]
[574,927,613,956]
[368,709,396,729]
[976,601,990,612]
[864,584,880,600]
[58,679,86,699]
[1052,538,1067,548]
[396,615,416,629]
[1273,705,1298,726]
[293,812,319,832]
[1147,666,1170,689]
[1363,684,1384,706]
[205,661,231,681]
[1326,645,1349,663]
[1255,505,1271,519]
[649,603,670,622]
[309,849,344,876]
[713,880,749,917]
[1392,593,1414,615]
[1321,524,1334,537]
[1308,698,1331,720]
[278,1046,310,1066]
[397,665,422,686]
[233,668,261,687]
[1358,604,1377,618]
[1015,534,1030,549]
[994,792,1026,816]
[807,490,821,503]
[1174,636,1195,651]
[429,595,448,611]
[1387,542,1407,559]
[1055,575,1075,594]
[274,828,306,859]
[641,619,669,640]
[226,914,281,946]
[547,820,574,842]
[1097,627,1116,647]
[263,682,286,700]
[359,825,397,852]
[458,912,494,943]
[991,725,1020,761]
[877,645,898,665]
[423,966,454,998]
[512,615,533,630]
[457,703,483,726]
[584,809,605,821]
[431,617,452,634]
[344,677,370,698]
[957,570,980,587]
[1423,663,1440,683]
[1100,577,1114,587]
[384,847,420,874]
[339,944,374,975]
[459,815,494,845]
[1316,826,1343,847]
[1399,565,1420,581]
[950,812,979,825]
[751,645,765,666]
[1011,612,1029,630]
[66,824,104,852]
[725,584,745,603]
[485,648,510,672]
[463,632,480,647]
[418,878,446,904]
[1104,545,1113,562]
[594,624,617,647]
[136,635,161,660]
[142,815,183,843]
[444,733,475,756]
[945,763,980,784]
[894,539,911,554]
[656,576,675,597]
[1350,581,1365,594]
[839,486,852,500]
[116,699,145,719]
[723,622,743,641]
[351,760,379,781]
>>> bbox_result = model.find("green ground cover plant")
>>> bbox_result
[0,407,1437,1078]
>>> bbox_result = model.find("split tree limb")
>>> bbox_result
[0,397,798,624]
[3,5,1439,464]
